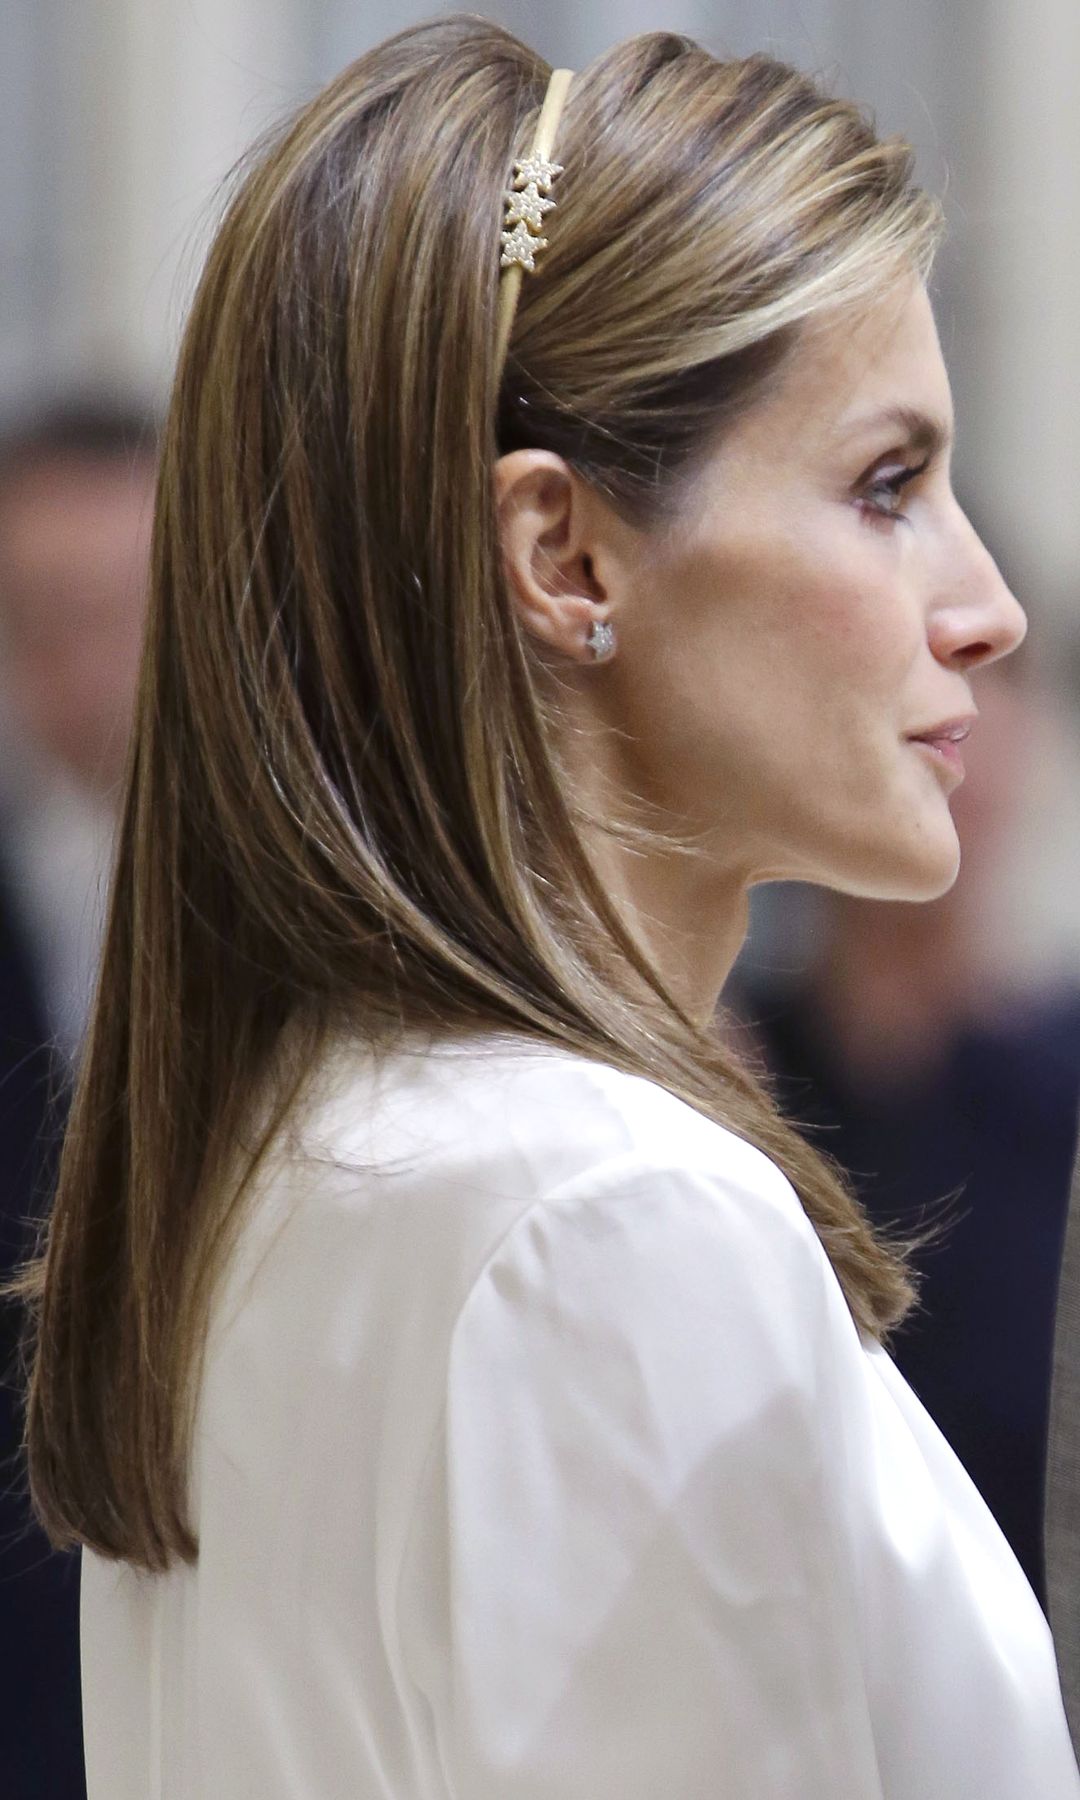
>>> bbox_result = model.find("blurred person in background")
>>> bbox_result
[729,642,1080,1610]
[0,396,157,1799]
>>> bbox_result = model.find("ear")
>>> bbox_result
[493,449,616,662]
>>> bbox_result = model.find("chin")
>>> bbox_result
[862,834,962,903]
[823,814,962,903]
[901,858,962,903]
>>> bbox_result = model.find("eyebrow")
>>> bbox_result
[842,404,954,459]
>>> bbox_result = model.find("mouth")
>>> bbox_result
[908,735,967,782]
[904,714,974,785]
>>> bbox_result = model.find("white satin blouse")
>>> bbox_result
[81,1033,1080,1797]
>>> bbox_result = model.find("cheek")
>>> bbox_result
[745,528,925,728]
[664,525,905,710]
[618,515,924,812]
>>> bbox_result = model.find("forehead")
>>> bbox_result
[734,278,954,462]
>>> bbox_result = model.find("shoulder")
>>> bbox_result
[370,1037,834,1335]
[257,1030,840,1376]
[448,1070,842,1401]
[298,1028,811,1241]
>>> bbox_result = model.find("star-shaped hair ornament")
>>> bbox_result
[504,181,556,232]
[511,153,564,196]
[500,219,547,272]
[494,68,574,375]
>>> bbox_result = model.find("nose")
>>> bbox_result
[926,509,1028,672]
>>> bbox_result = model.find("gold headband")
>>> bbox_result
[494,67,574,377]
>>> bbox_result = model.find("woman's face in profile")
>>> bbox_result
[602,278,1027,904]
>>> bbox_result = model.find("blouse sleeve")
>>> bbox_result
[397,1145,1080,1800]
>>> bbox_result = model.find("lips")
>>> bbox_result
[905,712,975,784]
[906,714,976,747]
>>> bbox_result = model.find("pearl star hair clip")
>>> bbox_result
[494,68,574,376]
[500,154,561,272]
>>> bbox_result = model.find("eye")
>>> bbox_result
[858,454,931,523]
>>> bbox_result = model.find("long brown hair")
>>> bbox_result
[17,16,944,1571]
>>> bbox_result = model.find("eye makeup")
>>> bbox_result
[858,453,932,520]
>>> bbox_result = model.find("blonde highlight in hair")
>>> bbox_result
[16,15,943,1570]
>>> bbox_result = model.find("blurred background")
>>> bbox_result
[1,3,1079,1795]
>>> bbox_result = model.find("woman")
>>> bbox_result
[17,15,1080,1797]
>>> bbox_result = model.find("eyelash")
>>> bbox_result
[860,455,931,522]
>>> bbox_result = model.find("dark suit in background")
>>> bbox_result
[1047,1147,1080,1757]
[0,839,84,1798]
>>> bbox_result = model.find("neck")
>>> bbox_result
[586,827,750,1029]
[560,700,752,1030]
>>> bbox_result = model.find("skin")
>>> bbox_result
[495,278,1028,1027]
[0,454,155,796]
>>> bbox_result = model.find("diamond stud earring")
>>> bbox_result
[586,619,615,661]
